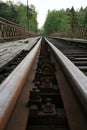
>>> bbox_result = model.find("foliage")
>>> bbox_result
[0,1,18,22]
[43,6,87,34]
[69,6,78,30]
[16,3,27,27]
[29,5,38,32]
[0,0,38,32]
[84,7,87,25]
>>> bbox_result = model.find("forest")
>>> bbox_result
[0,0,38,32]
[44,7,87,34]
[0,1,87,35]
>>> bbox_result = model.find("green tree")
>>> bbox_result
[44,9,70,34]
[0,1,10,20]
[0,1,18,22]
[10,2,18,22]
[69,6,78,30]
[16,3,27,27]
[28,4,38,32]
[17,4,38,32]
[0,1,38,32]
[77,7,85,26]
[84,7,87,26]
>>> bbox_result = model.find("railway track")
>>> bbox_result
[0,37,87,130]
[0,37,40,84]
[48,37,87,75]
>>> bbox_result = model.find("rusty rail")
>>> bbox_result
[45,37,87,114]
[0,38,42,129]
[0,17,30,41]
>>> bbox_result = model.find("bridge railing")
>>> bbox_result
[45,37,87,114]
[0,17,30,41]
[73,26,87,39]
[50,25,87,39]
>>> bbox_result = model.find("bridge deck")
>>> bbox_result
[0,37,39,69]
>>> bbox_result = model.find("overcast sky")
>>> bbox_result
[3,0,87,28]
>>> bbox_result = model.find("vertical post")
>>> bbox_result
[27,0,29,30]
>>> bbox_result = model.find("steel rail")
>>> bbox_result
[45,37,87,113]
[49,36,87,46]
[0,38,42,129]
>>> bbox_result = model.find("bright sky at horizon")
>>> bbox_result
[2,0,87,28]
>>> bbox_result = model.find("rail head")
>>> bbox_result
[48,36,87,47]
[45,37,87,113]
[0,38,42,129]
